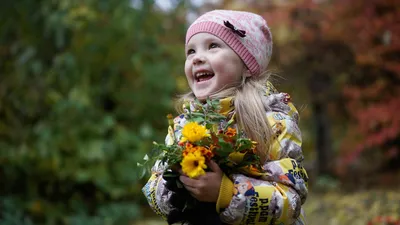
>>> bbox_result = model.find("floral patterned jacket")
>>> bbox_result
[142,82,308,225]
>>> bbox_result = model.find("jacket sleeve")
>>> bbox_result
[141,161,172,220]
[218,92,309,225]
[141,115,185,220]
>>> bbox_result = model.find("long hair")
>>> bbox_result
[175,71,274,163]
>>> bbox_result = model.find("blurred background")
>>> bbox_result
[0,0,399,224]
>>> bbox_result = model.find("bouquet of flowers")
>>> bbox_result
[140,99,265,225]
[143,98,265,179]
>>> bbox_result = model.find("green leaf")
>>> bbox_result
[192,117,205,123]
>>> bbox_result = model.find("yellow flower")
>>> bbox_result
[181,151,207,178]
[180,122,210,143]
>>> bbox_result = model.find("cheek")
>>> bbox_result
[184,61,192,80]
[214,54,243,78]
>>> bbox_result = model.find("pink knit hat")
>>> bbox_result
[186,10,273,76]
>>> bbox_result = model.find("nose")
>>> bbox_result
[192,53,206,65]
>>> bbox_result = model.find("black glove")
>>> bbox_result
[163,170,222,225]
[163,170,191,224]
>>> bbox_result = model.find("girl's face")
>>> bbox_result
[184,33,245,100]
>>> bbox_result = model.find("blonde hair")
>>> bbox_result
[175,71,274,163]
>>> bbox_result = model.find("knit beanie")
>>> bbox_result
[186,10,273,77]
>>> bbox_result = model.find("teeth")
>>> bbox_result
[195,72,213,78]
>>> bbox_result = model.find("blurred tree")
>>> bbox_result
[223,0,400,187]
[223,0,341,178]
[326,0,400,182]
[0,0,186,224]
[281,6,355,179]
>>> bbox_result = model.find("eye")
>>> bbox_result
[209,43,219,49]
[186,49,195,55]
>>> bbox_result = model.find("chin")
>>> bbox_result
[193,92,209,101]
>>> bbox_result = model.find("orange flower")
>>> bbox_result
[182,143,214,161]
[224,127,237,137]
[223,127,237,143]
[209,144,216,152]
[186,143,194,148]
[200,146,214,160]
[182,143,196,156]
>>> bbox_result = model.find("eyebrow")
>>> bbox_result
[202,35,221,43]
[185,35,223,50]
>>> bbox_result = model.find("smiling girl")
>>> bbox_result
[142,10,308,225]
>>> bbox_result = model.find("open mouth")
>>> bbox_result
[195,72,215,82]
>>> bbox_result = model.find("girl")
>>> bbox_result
[142,10,308,225]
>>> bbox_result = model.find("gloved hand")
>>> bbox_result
[163,170,222,225]
[163,170,185,194]
[163,170,191,224]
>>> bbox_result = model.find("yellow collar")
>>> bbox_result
[218,96,235,116]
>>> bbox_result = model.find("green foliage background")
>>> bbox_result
[0,0,186,224]
[2,0,399,224]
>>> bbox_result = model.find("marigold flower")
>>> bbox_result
[181,151,207,178]
[182,144,214,160]
[180,122,210,143]
[224,127,237,137]
[182,143,195,156]
[209,144,216,152]
[199,146,214,160]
